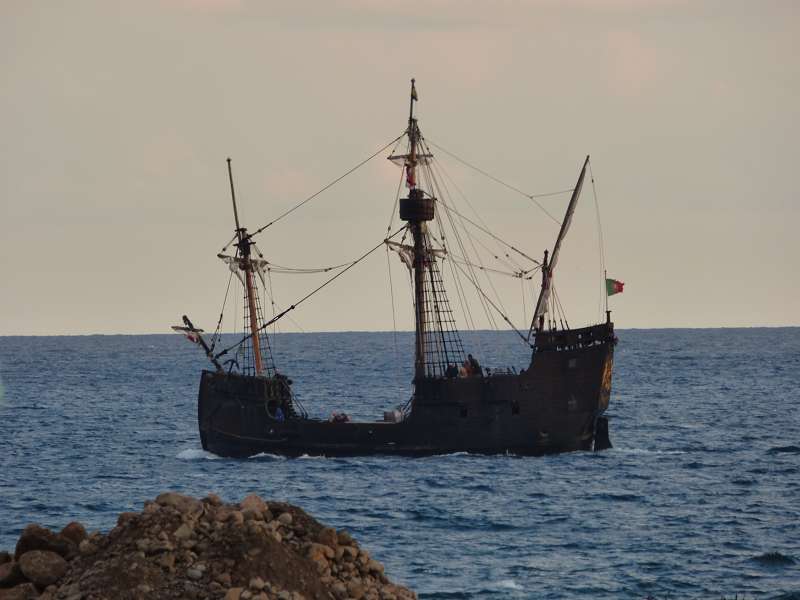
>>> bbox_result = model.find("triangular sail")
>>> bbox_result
[530,155,590,334]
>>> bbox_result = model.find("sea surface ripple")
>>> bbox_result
[1,328,799,599]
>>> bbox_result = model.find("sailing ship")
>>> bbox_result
[175,80,618,458]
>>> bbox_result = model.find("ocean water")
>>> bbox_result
[1,328,799,599]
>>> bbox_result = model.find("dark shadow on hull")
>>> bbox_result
[198,323,616,458]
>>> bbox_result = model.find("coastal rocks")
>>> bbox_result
[0,493,416,600]
[13,526,72,561]
[17,552,67,587]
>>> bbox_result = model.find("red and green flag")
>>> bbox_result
[606,278,624,296]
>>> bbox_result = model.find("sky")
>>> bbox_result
[1,0,798,335]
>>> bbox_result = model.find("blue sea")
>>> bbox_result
[1,329,799,599]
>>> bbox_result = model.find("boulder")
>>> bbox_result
[0,561,24,588]
[155,492,202,515]
[240,495,267,516]
[59,522,87,546]
[0,583,38,600]
[317,527,338,549]
[14,524,72,560]
[18,550,68,587]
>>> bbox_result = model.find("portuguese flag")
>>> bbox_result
[606,278,624,296]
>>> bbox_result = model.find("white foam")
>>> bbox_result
[495,579,524,591]
[176,448,220,460]
[298,454,327,460]
[249,452,286,460]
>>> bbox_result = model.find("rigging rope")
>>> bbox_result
[214,227,407,361]
[451,261,533,348]
[247,133,405,240]
[426,139,566,226]
[427,142,527,275]
[588,159,608,320]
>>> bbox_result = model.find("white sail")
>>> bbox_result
[530,155,590,333]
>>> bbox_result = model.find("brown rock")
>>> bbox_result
[277,512,293,526]
[0,561,24,587]
[155,492,202,514]
[347,581,366,600]
[316,527,338,549]
[78,539,97,556]
[18,550,68,587]
[174,523,194,540]
[14,524,72,559]
[337,530,354,546]
[59,522,87,546]
[0,583,38,600]
[224,588,243,600]
[240,495,267,516]
[204,493,223,506]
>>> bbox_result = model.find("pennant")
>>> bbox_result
[605,278,624,296]
[406,164,416,188]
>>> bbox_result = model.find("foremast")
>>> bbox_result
[530,155,590,335]
[227,158,265,376]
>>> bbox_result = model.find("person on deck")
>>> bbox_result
[467,354,483,377]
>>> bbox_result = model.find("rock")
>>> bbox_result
[78,539,97,556]
[59,522,87,546]
[0,553,10,566]
[331,582,348,600]
[347,581,366,600]
[337,530,354,546]
[317,527,338,549]
[367,559,384,574]
[187,568,203,580]
[0,561,24,587]
[0,583,38,600]
[14,524,72,559]
[228,511,244,526]
[277,512,293,526]
[240,495,268,516]
[18,550,68,587]
[204,493,223,506]
[249,576,265,591]
[156,552,175,569]
[116,512,139,527]
[224,588,243,600]
[155,492,202,514]
[174,523,194,540]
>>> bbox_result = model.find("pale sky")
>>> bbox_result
[1,0,798,335]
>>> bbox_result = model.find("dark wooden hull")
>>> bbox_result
[198,323,616,458]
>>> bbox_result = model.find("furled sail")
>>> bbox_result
[530,155,590,333]
[217,253,270,287]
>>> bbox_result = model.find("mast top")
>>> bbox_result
[409,78,418,124]
[226,157,243,237]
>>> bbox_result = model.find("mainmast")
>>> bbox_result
[399,79,433,381]
[227,158,264,376]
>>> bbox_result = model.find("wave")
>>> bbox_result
[493,579,524,591]
[752,551,795,566]
[176,448,220,461]
[249,452,287,460]
[767,445,800,455]
[612,447,687,455]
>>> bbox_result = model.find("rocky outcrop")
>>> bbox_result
[0,494,415,600]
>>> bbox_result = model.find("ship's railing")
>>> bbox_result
[534,323,615,353]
